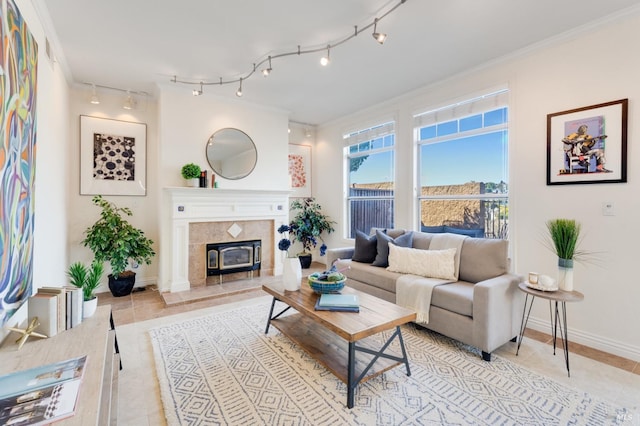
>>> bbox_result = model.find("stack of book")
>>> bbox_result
[314,294,360,312]
[28,287,83,337]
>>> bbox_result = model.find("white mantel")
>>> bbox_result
[159,187,290,292]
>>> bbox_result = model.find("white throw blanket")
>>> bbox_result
[396,233,467,324]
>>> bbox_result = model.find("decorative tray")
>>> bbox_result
[525,282,558,292]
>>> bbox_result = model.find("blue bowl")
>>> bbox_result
[308,278,346,294]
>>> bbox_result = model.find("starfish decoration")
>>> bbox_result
[7,317,48,349]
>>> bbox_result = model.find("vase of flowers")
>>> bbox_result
[278,224,301,291]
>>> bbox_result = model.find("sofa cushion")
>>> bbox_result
[411,232,433,250]
[336,259,401,294]
[431,281,474,317]
[372,230,413,267]
[387,245,457,280]
[352,230,377,263]
[371,228,406,239]
[458,238,509,283]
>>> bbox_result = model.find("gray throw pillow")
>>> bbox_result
[352,230,377,263]
[372,230,413,267]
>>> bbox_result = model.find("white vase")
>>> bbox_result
[557,258,574,292]
[83,296,98,318]
[283,257,302,291]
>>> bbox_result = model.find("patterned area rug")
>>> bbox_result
[149,301,628,425]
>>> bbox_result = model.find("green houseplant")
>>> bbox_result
[181,163,201,187]
[287,198,335,268]
[82,196,156,297]
[545,218,584,291]
[67,260,104,318]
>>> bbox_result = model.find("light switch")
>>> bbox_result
[602,202,615,216]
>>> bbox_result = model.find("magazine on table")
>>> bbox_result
[0,355,87,425]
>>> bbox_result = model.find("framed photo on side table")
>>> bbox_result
[546,99,628,185]
[80,115,147,196]
[288,143,312,198]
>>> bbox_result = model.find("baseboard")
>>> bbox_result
[527,317,640,363]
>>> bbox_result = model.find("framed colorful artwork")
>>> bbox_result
[546,99,628,185]
[80,115,147,195]
[288,143,312,198]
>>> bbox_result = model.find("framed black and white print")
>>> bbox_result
[80,115,147,195]
[546,99,628,185]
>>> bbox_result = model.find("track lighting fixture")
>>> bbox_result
[262,56,272,76]
[90,84,100,104]
[236,78,243,97]
[372,18,387,44]
[320,45,331,66]
[193,82,203,96]
[123,91,133,110]
[169,0,408,95]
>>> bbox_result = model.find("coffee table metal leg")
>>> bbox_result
[264,297,292,334]
[396,326,411,376]
[347,341,356,409]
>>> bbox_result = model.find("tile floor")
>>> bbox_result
[100,266,640,425]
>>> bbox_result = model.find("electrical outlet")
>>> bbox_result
[602,202,615,216]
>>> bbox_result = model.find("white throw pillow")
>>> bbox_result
[387,244,457,280]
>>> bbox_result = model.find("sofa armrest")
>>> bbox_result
[325,247,355,268]
[472,273,524,353]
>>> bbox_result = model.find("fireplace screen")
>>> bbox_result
[206,240,261,276]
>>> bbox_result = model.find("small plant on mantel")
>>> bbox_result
[181,163,201,180]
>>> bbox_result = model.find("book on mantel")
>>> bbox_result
[314,294,359,312]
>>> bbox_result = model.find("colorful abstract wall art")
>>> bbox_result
[0,0,38,327]
[288,144,311,198]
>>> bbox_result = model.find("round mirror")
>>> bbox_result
[206,128,257,180]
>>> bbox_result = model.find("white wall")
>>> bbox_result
[156,85,291,290]
[67,90,160,292]
[315,11,640,361]
[2,1,70,337]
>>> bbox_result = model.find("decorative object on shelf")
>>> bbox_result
[288,144,312,198]
[287,198,335,269]
[82,196,155,297]
[277,225,301,291]
[6,317,47,349]
[199,170,208,188]
[67,260,104,318]
[308,272,347,294]
[181,163,201,187]
[80,115,147,196]
[547,99,628,185]
[545,218,592,292]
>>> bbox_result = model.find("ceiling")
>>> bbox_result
[35,0,640,125]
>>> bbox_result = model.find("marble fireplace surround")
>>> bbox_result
[162,188,290,293]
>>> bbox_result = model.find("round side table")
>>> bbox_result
[515,282,584,377]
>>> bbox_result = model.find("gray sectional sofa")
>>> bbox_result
[326,229,523,361]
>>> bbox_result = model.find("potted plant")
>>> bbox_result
[545,218,584,291]
[181,163,201,187]
[82,195,156,297]
[67,260,104,318]
[288,198,335,268]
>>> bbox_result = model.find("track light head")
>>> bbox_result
[90,84,100,104]
[320,45,331,66]
[372,19,387,44]
[193,82,203,96]
[262,56,272,76]
[236,78,243,97]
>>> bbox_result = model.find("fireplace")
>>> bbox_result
[206,240,261,276]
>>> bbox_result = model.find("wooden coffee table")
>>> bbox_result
[262,283,416,408]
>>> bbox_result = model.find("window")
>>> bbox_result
[344,121,395,238]
[415,90,509,239]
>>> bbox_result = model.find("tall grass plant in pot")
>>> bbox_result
[67,260,104,318]
[546,219,581,291]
